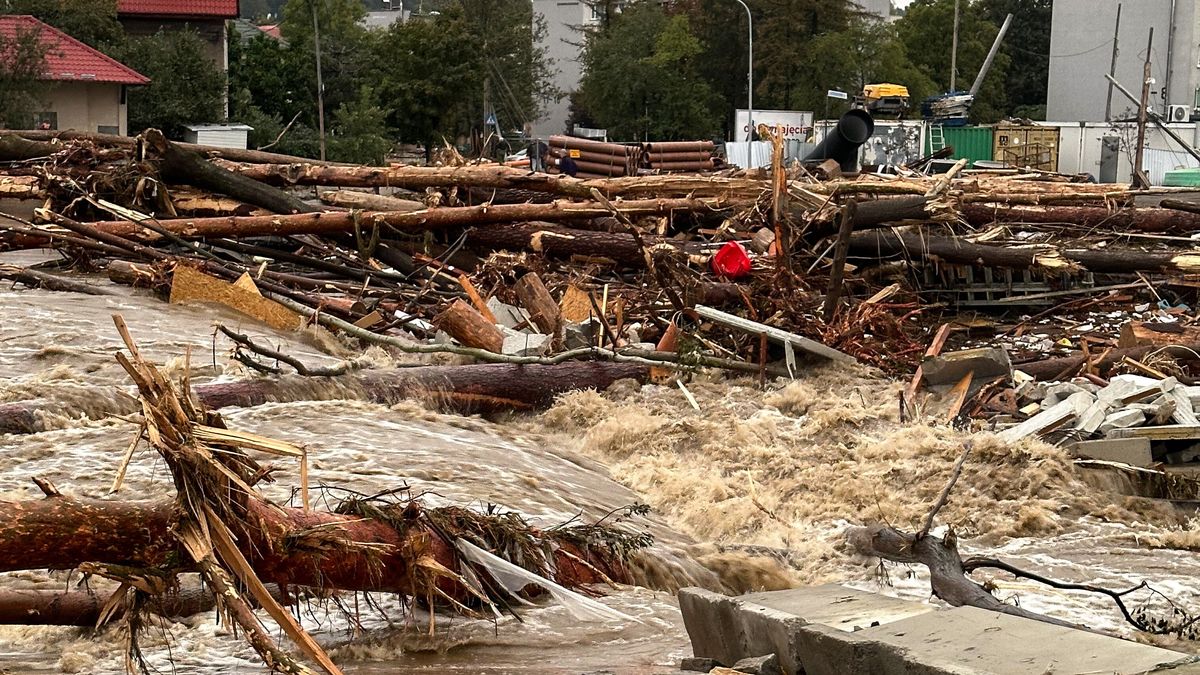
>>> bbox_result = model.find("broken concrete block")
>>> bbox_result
[999,391,1093,443]
[487,297,531,330]
[1043,382,1086,407]
[1100,408,1147,434]
[501,331,551,357]
[1016,379,1046,402]
[564,320,599,350]
[921,347,1012,388]
[731,654,782,675]
[1074,400,1113,435]
[1070,438,1154,467]
[681,657,721,673]
[1166,386,1199,426]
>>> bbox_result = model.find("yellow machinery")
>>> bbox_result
[858,83,910,118]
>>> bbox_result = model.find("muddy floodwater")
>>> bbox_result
[2,251,1200,673]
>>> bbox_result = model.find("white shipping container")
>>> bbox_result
[184,124,253,150]
[734,109,814,142]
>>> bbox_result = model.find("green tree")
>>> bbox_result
[806,18,935,116]
[329,86,392,164]
[1,0,123,49]
[895,0,1011,123]
[575,5,720,140]
[0,22,50,129]
[113,31,226,137]
[978,0,1050,118]
[373,7,482,157]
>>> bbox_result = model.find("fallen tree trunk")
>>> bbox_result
[1014,343,1200,381]
[846,524,1082,630]
[0,583,290,626]
[145,129,318,215]
[0,175,43,199]
[0,264,117,295]
[215,159,764,201]
[13,198,720,246]
[848,230,1200,274]
[2,130,346,166]
[961,203,1200,233]
[0,361,650,434]
[0,495,623,598]
[465,221,700,267]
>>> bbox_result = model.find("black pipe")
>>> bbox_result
[805,110,875,173]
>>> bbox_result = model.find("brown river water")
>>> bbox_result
[2,250,1200,673]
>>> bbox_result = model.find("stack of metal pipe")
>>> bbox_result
[546,136,640,178]
[642,140,716,172]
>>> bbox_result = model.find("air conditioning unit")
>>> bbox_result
[1168,104,1191,123]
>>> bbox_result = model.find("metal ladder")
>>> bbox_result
[928,123,946,153]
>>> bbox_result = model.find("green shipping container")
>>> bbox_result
[925,125,994,167]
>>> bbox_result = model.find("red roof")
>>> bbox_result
[117,0,239,19]
[0,16,149,85]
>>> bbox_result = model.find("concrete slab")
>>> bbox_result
[679,586,1197,675]
[741,585,935,633]
[1070,437,1155,467]
[857,605,1190,675]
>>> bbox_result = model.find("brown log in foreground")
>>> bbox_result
[5,198,718,249]
[317,189,425,212]
[0,584,290,626]
[0,361,650,435]
[0,496,622,598]
[434,299,505,352]
[961,203,1200,234]
[514,273,561,335]
[848,230,1200,274]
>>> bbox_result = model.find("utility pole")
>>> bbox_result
[1133,27,1153,189]
[950,0,959,91]
[311,0,327,162]
[1104,4,1122,122]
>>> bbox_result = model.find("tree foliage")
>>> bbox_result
[806,18,935,113]
[113,31,226,138]
[575,4,720,140]
[978,0,1050,119]
[0,22,49,129]
[894,0,1011,123]
[1,0,123,49]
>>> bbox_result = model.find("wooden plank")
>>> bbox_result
[1107,425,1200,440]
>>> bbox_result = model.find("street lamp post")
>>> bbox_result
[733,0,753,141]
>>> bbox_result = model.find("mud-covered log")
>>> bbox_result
[0,496,623,597]
[0,584,290,626]
[465,222,697,267]
[434,299,505,352]
[848,230,1200,274]
[145,129,318,215]
[0,361,651,435]
[961,203,1200,233]
[0,135,58,161]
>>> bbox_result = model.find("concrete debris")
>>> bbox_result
[730,654,782,675]
[487,297,532,330]
[499,327,552,356]
[680,657,721,673]
[1069,438,1154,467]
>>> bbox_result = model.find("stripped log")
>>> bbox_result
[2,198,722,249]
[0,361,651,434]
[317,190,424,212]
[215,160,764,200]
[0,264,117,295]
[961,203,1200,233]
[0,495,625,598]
[848,230,1200,274]
[1014,343,1200,381]
[514,273,561,335]
[434,299,505,352]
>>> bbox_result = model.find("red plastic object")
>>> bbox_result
[710,241,752,279]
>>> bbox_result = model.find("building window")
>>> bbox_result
[120,85,127,105]
[98,125,118,135]
[33,112,57,131]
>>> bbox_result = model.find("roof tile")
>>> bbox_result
[117,0,239,19]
